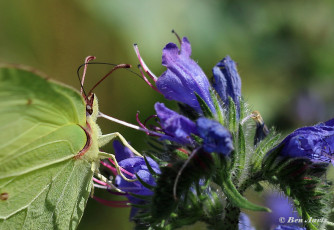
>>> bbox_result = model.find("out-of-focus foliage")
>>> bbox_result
[0,1,333,229]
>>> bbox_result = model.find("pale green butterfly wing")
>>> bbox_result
[0,67,94,229]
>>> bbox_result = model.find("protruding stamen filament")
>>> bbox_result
[144,114,158,127]
[136,111,148,131]
[93,184,108,189]
[100,160,117,175]
[136,112,161,136]
[173,148,200,200]
[81,56,96,94]
[99,151,137,182]
[172,29,182,45]
[94,172,124,193]
[133,44,158,82]
[138,65,161,93]
[93,177,108,186]
[93,196,129,208]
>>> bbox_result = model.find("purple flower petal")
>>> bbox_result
[115,156,160,220]
[156,37,216,114]
[212,56,241,116]
[196,117,234,155]
[279,118,334,164]
[113,140,135,162]
[155,102,197,144]
[239,213,255,230]
[264,192,301,229]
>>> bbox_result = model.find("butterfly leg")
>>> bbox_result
[91,161,124,194]
[99,151,137,182]
[98,132,142,157]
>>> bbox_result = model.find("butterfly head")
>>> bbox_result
[85,93,99,121]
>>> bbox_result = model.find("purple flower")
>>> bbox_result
[264,192,301,229]
[196,117,233,155]
[156,37,216,114]
[279,118,334,164]
[115,156,160,219]
[113,140,135,162]
[239,213,255,230]
[212,56,242,115]
[155,102,197,144]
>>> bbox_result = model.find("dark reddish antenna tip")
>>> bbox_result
[171,29,182,45]
[87,64,132,96]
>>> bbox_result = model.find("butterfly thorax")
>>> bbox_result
[79,95,102,163]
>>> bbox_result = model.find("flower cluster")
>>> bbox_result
[139,37,239,157]
[95,34,334,230]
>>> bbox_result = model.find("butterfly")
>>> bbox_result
[0,59,142,229]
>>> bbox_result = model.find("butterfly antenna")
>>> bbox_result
[87,64,132,96]
[76,56,96,98]
[77,60,146,95]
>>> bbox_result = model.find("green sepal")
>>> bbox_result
[136,173,155,190]
[132,213,152,221]
[210,89,224,125]
[265,157,331,225]
[144,156,159,176]
[221,174,271,212]
[147,138,166,153]
[128,192,153,201]
[228,97,237,132]
[195,92,214,118]
[239,98,246,121]
[191,134,203,144]
[151,151,215,220]
[252,131,280,172]
[173,149,190,160]
[131,203,151,210]
[177,103,200,121]
[233,124,246,180]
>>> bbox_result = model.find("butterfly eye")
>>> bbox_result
[86,105,93,115]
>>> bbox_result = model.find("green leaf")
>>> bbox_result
[0,67,103,229]
[221,174,270,212]
[195,92,214,118]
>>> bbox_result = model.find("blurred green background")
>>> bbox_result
[1,1,333,229]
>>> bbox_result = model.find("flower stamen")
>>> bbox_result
[171,29,182,46]
[133,44,158,82]
[93,196,129,208]
[138,64,161,93]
